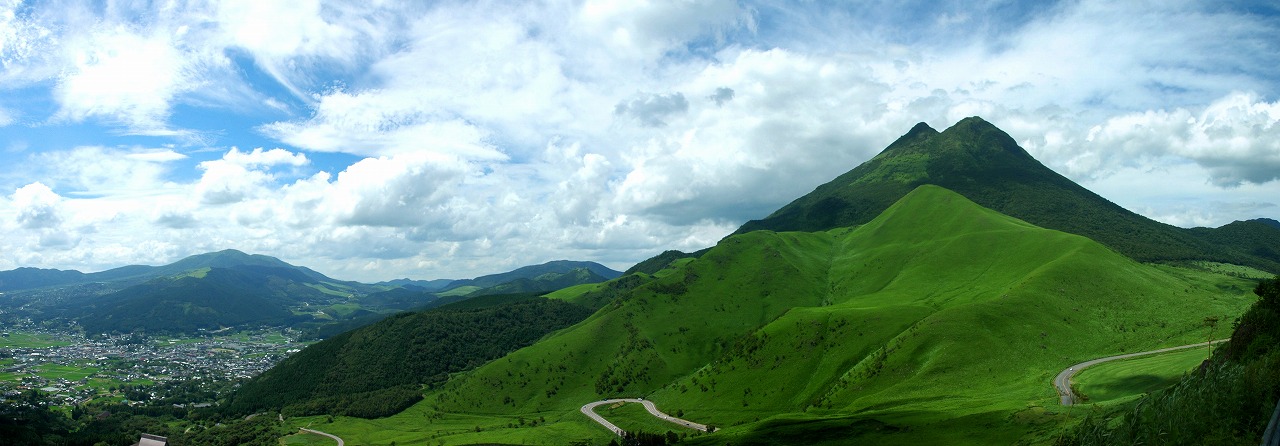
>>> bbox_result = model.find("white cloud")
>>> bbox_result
[1083,93,1280,186]
[12,182,62,229]
[51,21,220,134]
[195,147,308,205]
[320,153,471,228]
[1,0,1278,281]
[222,147,309,168]
[614,92,690,127]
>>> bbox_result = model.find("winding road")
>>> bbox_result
[1053,339,1228,406]
[581,398,709,436]
[300,427,345,446]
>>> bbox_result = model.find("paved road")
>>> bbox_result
[1053,339,1228,406]
[300,427,345,446]
[581,398,709,436]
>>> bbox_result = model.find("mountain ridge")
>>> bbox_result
[734,116,1279,273]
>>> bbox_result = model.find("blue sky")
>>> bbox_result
[1,0,1278,281]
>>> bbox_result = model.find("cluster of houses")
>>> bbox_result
[0,327,305,407]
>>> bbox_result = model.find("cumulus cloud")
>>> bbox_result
[195,147,308,205]
[222,147,309,168]
[12,182,63,229]
[614,93,690,127]
[708,87,734,106]
[154,210,198,229]
[1084,93,1280,186]
[322,153,471,228]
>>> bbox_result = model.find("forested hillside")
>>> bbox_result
[226,294,594,418]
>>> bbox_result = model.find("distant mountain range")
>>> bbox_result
[0,250,621,336]
[0,249,341,292]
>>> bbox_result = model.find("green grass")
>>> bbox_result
[595,402,696,436]
[296,186,1259,444]
[280,431,338,445]
[322,303,364,319]
[436,286,480,297]
[1072,346,1212,404]
[0,331,71,348]
[34,363,98,381]
[1187,261,1274,279]
[286,405,611,446]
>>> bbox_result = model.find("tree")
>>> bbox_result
[1204,316,1220,355]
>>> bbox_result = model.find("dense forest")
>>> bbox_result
[226,293,595,418]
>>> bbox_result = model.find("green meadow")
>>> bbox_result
[0,331,72,348]
[281,430,339,445]
[295,186,1258,445]
[1072,346,1212,404]
[594,402,703,438]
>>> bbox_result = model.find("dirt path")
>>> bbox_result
[581,398,709,436]
[1054,339,1227,405]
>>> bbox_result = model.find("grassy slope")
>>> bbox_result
[1072,347,1211,404]
[735,117,1279,274]
[310,185,1256,445]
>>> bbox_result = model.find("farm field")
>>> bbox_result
[0,331,72,349]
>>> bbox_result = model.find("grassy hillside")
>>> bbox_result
[1059,277,1280,445]
[312,185,1255,444]
[735,117,1279,274]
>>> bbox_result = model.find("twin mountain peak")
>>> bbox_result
[734,116,1280,273]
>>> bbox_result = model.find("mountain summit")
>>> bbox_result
[736,117,1279,271]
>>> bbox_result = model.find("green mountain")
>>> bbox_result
[75,266,334,335]
[443,260,622,291]
[735,117,1279,273]
[0,249,352,293]
[338,185,1255,445]
[466,267,614,296]
[225,293,594,418]
[1189,219,1280,266]
[0,267,87,292]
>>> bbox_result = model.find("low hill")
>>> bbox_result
[734,117,1278,273]
[1189,219,1280,266]
[444,260,622,291]
[375,278,455,292]
[0,267,87,292]
[225,293,594,418]
[467,267,614,297]
[389,185,1256,445]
